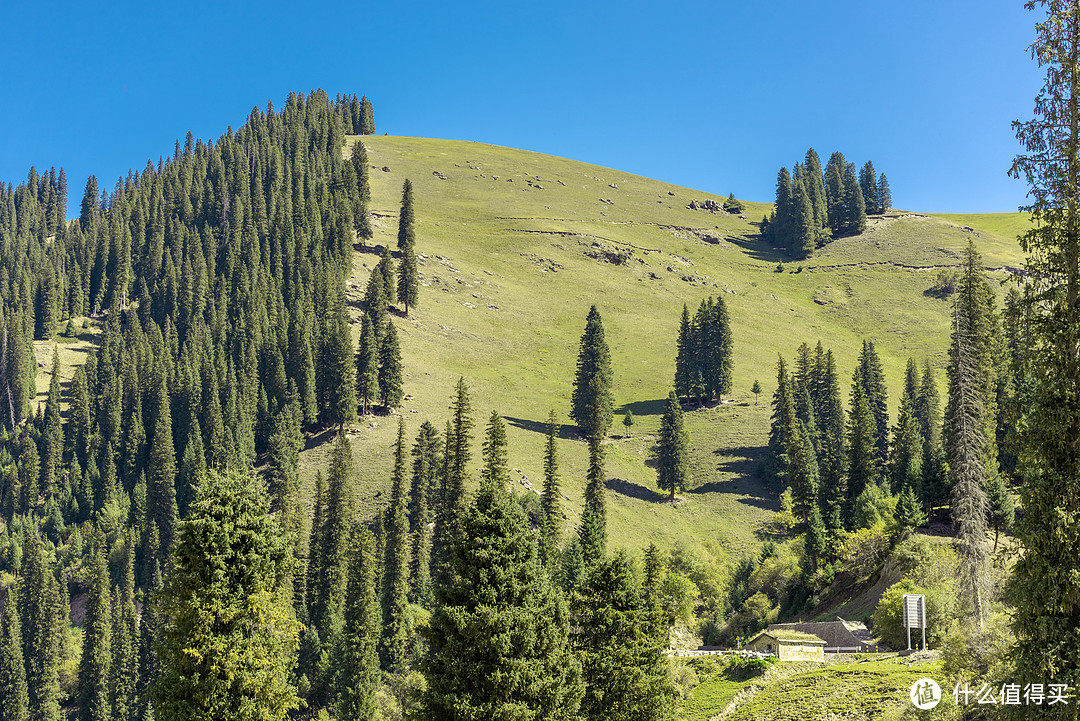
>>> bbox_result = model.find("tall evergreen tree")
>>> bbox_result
[359,96,375,135]
[378,245,396,306]
[381,418,411,673]
[323,300,358,430]
[573,551,676,721]
[824,151,847,234]
[842,162,867,233]
[335,524,380,721]
[481,410,509,490]
[817,350,847,533]
[408,421,441,607]
[397,179,415,250]
[762,356,794,489]
[377,319,404,411]
[673,304,692,402]
[877,174,892,213]
[846,371,878,528]
[19,529,63,721]
[146,375,177,559]
[431,378,473,587]
[571,306,614,438]
[856,340,890,468]
[539,409,563,570]
[656,391,689,502]
[355,313,379,416]
[419,479,583,719]
[0,583,29,721]
[804,148,828,233]
[579,435,607,567]
[152,470,300,720]
[110,533,139,721]
[40,349,62,499]
[859,161,880,214]
[76,533,112,721]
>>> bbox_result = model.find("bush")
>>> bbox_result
[851,481,895,530]
[925,269,960,298]
[727,656,773,680]
[838,526,893,582]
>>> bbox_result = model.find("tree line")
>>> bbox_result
[761,149,891,258]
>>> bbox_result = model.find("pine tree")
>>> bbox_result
[377,319,404,411]
[859,161,879,214]
[804,148,828,233]
[323,300,358,430]
[310,433,354,638]
[656,391,689,502]
[539,409,563,570]
[355,313,379,415]
[571,306,614,438]
[110,532,139,721]
[431,378,473,587]
[789,420,820,528]
[762,356,794,489]
[77,532,112,721]
[792,180,817,258]
[152,470,300,720]
[19,529,63,721]
[877,174,891,213]
[622,409,634,437]
[378,245,396,306]
[359,96,375,135]
[0,582,29,721]
[419,480,584,719]
[40,348,62,499]
[146,375,177,559]
[408,421,441,606]
[335,524,380,721]
[573,551,676,721]
[846,372,878,528]
[397,244,419,315]
[381,418,411,673]
[824,152,847,234]
[397,179,415,250]
[842,162,867,233]
[751,379,762,405]
[944,240,998,627]
[817,350,847,532]
[481,410,509,490]
[770,167,794,245]
[673,304,692,401]
[985,471,1014,553]
[857,340,890,468]
[895,483,927,530]
[579,435,607,567]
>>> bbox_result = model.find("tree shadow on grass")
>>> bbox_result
[726,233,787,264]
[606,477,669,504]
[688,444,779,513]
[504,416,578,440]
[617,398,666,418]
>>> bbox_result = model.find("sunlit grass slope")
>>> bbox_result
[298,135,1024,561]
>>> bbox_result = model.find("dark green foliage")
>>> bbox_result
[336,525,380,720]
[0,582,29,721]
[762,356,794,490]
[19,529,63,721]
[359,96,375,135]
[846,372,878,527]
[432,378,473,587]
[146,376,177,559]
[381,418,411,673]
[571,306,614,438]
[751,379,762,404]
[378,245,396,306]
[378,319,404,411]
[674,297,733,405]
[806,503,827,570]
[397,179,415,250]
[856,340,890,467]
[539,410,563,570]
[77,533,112,721]
[722,192,744,213]
[322,299,358,429]
[895,483,927,531]
[842,161,867,233]
[579,435,607,567]
[152,470,299,720]
[986,471,1014,552]
[573,551,676,721]
[673,304,692,401]
[40,350,62,499]
[265,404,302,551]
[408,421,441,607]
[656,391,689,502]
[419,479,584,720]
[110,533,139,721]
[310,434,354,639]
[789,420,820,528]
[481,410,509,490]
[877,174,891,213]
[816,350,847,531]
[859,161,879,214]
[355,314,379,416]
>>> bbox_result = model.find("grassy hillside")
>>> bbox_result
[300,134,1026,562]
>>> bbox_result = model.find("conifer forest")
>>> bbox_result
[1,3,1080,719]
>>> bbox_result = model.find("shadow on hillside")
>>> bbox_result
[726,234,787,264]
[688,444,778,513]
[606,477,669,504]
[302,425,339,452]
[504,416,578,439]
[617,398,666,418]
[354,242,385,257]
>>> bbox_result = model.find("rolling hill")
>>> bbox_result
[278,134,1028,561]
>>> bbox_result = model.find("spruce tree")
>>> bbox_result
[152,470,300,720]
[656,391,689,502]
[859,161,879,214]
[323,300,358,430]
[378,245,396,306]
[0,583,29,721]
[408,421,440,606]
[944,240,998,627]
[146,375,177,559]
[793,180,817,258]
[804,148,829,233]
[770,167,794,244]
[673,304,692,401]
[789,420,820,528]
[762,356,794,489]
[573,551,676,721]
[842,162,867,233]
[76,532,112,721]
[381,418,411,673]
[539,409,563,570]
[419,479,584,719]
[397,179,415,250]
[877,174,891,213]
[817,350,847,532]
[846,371,878,528]
[41,348,62,499]
[377,319,404,411]
[431,378,473,587]
[359,96,375,135]
[397,245,419,315]
[579,434,607,567]
[310,433,354,639]
[571,306,614,438]
[110,532,139,721]
[355,313,379,415]
[481,410,509,490]
[336,524,380,721]
[20,529,63,721]
[824,152,847,234]
[857,340,890,468]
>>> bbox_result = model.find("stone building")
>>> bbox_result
[744,629,826,661]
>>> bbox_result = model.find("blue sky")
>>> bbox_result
[1,0,1042,214]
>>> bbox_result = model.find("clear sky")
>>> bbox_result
[1,0,1043,215]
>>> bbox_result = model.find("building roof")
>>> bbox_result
[766,621,870,649]
[746,629,826,646]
